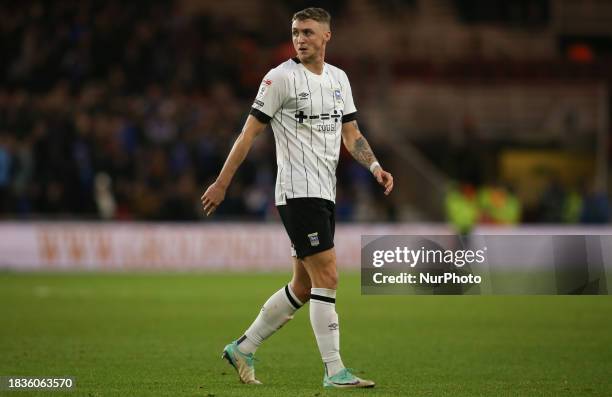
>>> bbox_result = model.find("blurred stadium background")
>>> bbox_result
[0,0,610,225]
[1,1,612,395]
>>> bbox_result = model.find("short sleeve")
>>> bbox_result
[250,69,287,124]
[341,71,357,123]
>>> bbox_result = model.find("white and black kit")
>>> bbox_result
[250,57,357,257]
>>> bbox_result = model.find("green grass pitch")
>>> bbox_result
[1,272,611,396]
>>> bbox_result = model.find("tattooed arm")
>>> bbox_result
[341,120,394,195]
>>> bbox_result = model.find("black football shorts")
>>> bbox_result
[277,198,335,259]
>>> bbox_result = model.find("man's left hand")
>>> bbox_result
[373,168,394,195]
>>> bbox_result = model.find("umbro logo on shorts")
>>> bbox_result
[308,232,320,246]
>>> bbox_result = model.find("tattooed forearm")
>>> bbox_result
[348,122,378,169]
[350,136,377,168]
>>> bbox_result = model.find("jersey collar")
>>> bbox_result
[292,57,326,79]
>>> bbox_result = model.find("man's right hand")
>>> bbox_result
[201,181,227,216]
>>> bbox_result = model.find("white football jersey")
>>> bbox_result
[250,58,357,205]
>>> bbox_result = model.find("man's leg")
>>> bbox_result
[301,248,342,375]
[222,257,311,384]
[238,257,311,354]
[290,257,312,303]
[302,247,375,388]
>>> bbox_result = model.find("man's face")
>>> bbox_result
[291,19,330,62]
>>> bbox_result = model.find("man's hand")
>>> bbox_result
[199,115,267,217]
[201,182,227,216]
[373,167,394,195]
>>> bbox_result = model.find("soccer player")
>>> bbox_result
[201,7,393,388]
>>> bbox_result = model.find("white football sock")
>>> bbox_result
[237,284,303,355]
[310,287,345,376]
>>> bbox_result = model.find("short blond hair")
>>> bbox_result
[292,7,331,28]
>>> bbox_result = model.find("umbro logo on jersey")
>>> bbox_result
[294,110,343,123]
[298,92,309,100]
[308,232,320,246]
[328,322,339,331]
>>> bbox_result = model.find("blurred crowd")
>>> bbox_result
[0,1,382,221]
[0,0,610,223]
[446,180,610,234]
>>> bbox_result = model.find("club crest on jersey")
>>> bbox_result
[308,232,320,247]
[334,89,342,101]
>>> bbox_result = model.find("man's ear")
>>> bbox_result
[324,31,331,43]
